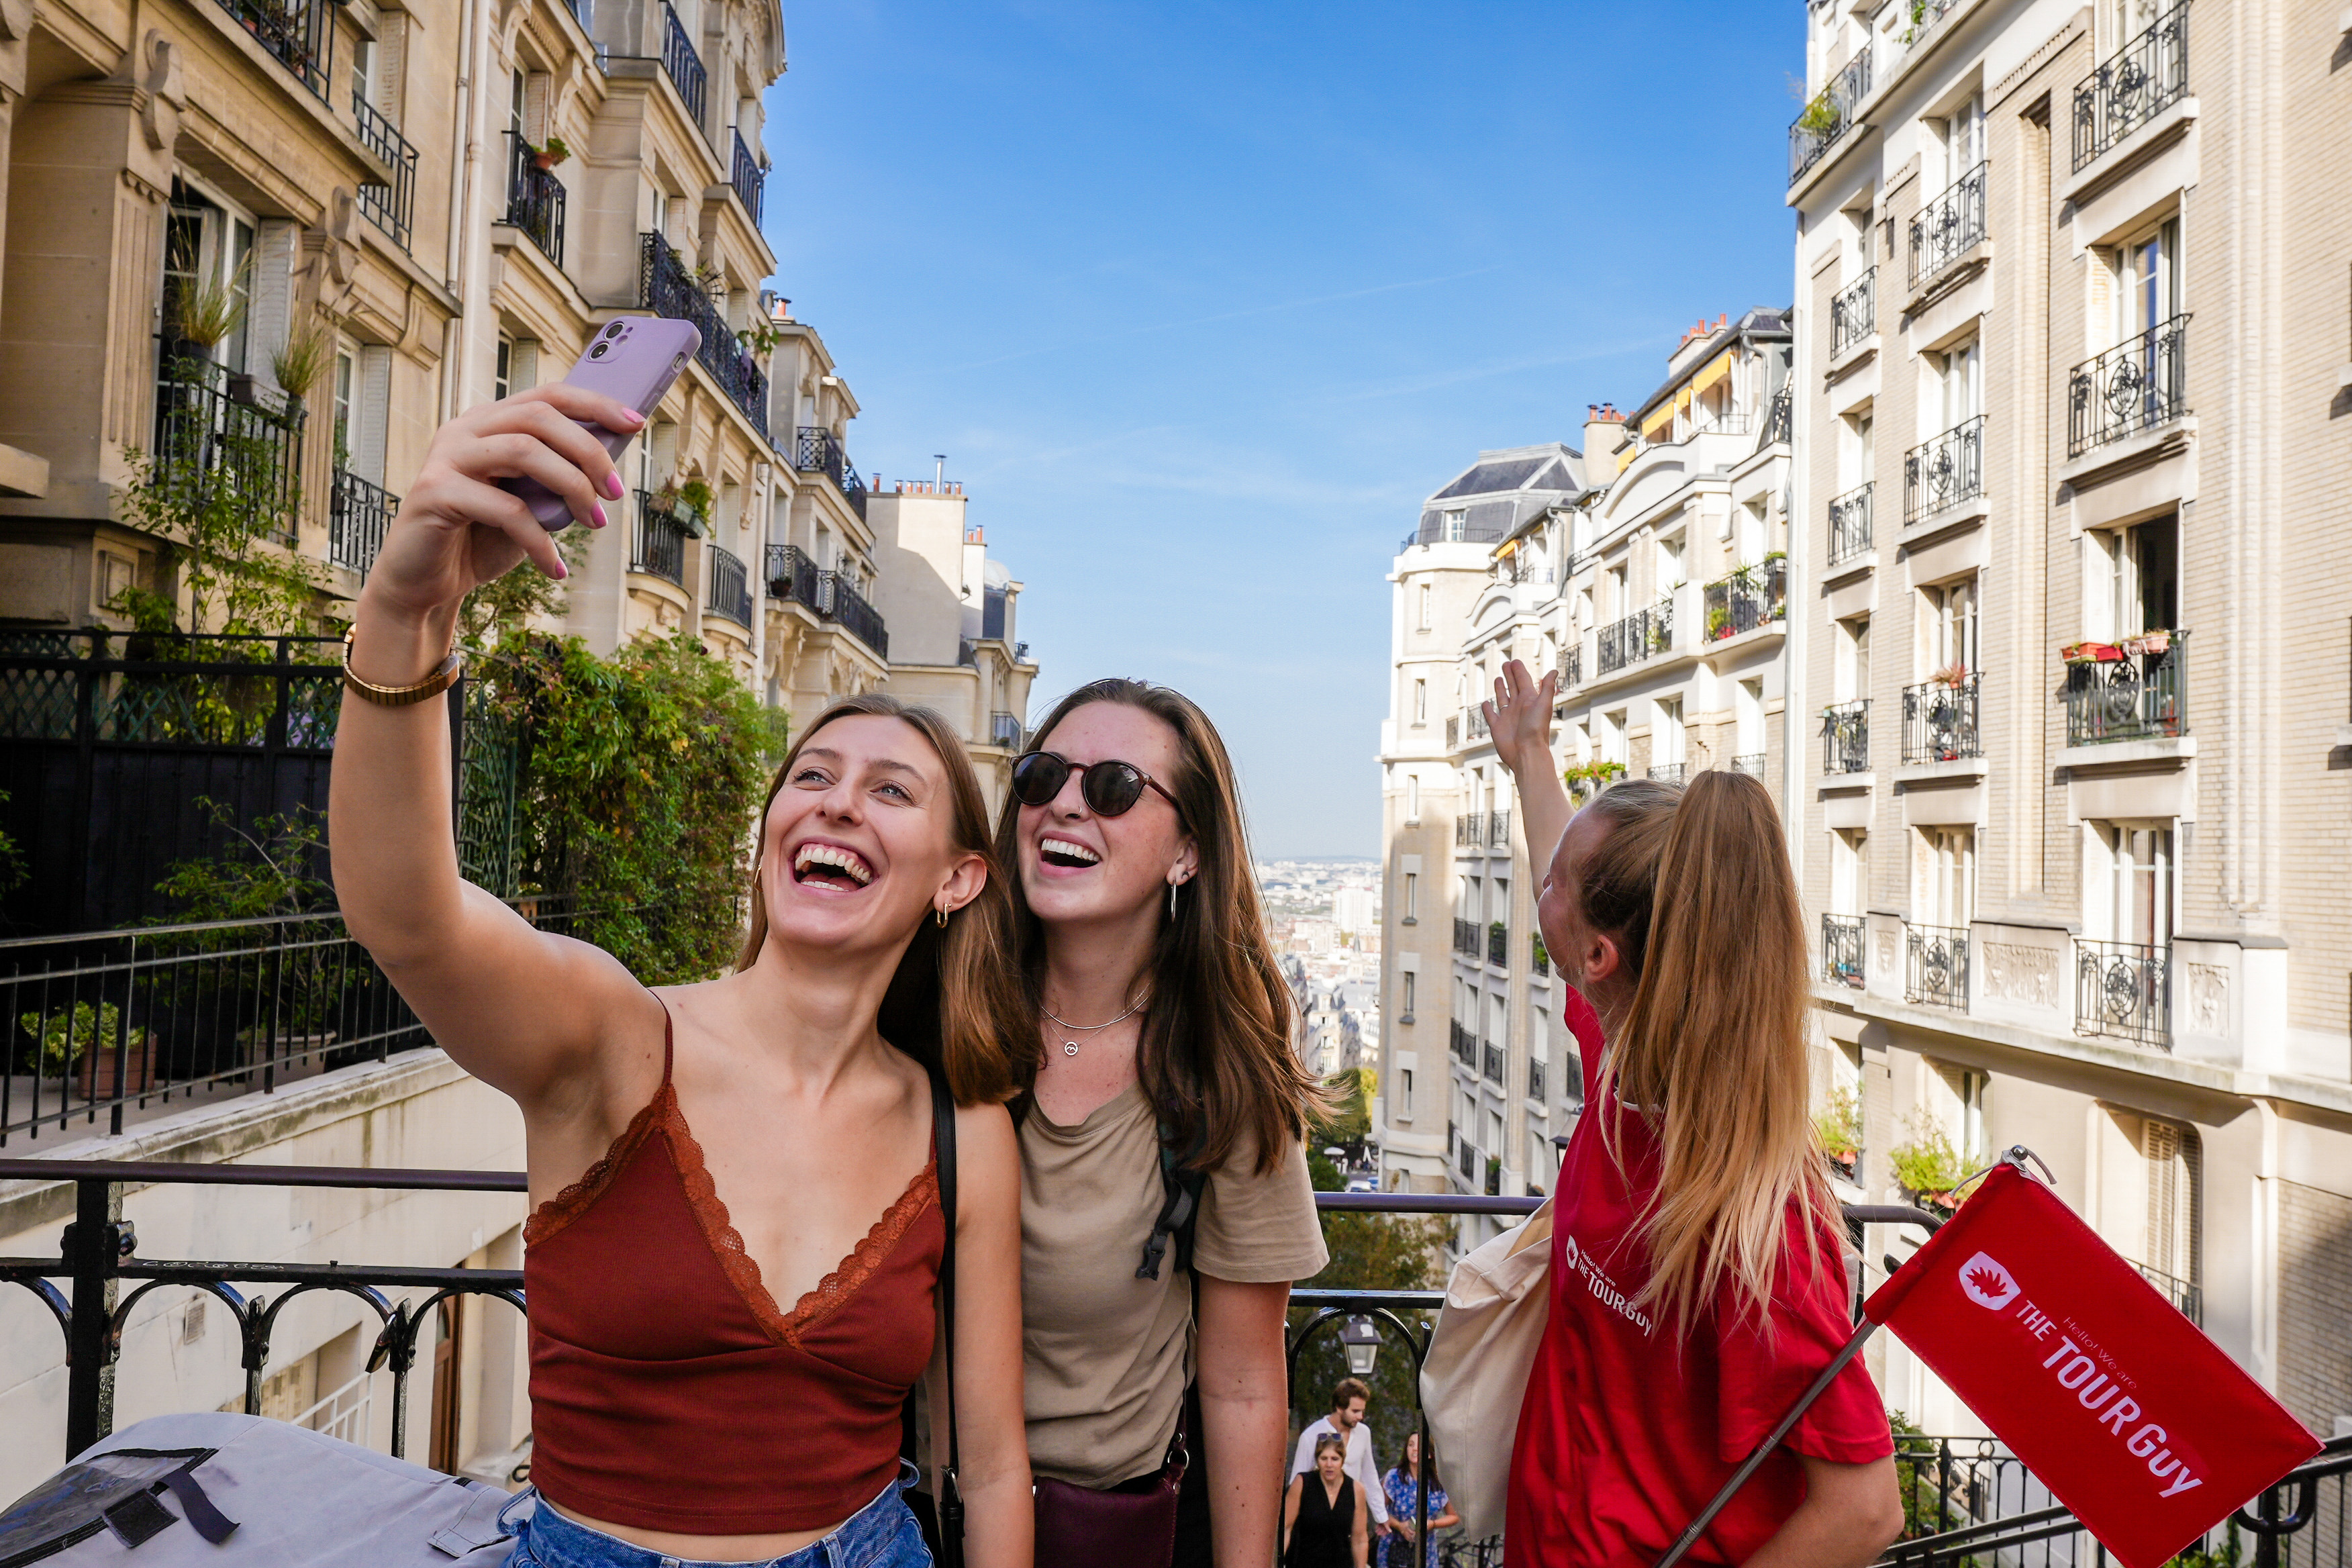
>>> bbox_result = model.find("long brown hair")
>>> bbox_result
[737,694,1027,1106]
[1574,771,1835,1336]
[994,678,1318,1175]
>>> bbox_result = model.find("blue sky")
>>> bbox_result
[761,1,1804,859]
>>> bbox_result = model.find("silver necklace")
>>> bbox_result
[1041,993,1147,1057]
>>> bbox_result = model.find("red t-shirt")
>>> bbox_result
[1505,986,1892,1567]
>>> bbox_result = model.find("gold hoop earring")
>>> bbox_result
[935,903,951,928]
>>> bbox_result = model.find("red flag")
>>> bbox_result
[1863,1161,2320,1568]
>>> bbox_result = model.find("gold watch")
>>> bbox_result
[342,626,464,707]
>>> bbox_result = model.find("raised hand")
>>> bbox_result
[1483,658,1558,783]
[362,385,644,625]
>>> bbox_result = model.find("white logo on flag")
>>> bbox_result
[1959,1251,2020,1311]
[1561,1234,1580,1270]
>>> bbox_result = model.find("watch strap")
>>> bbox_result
[342,626,462,707]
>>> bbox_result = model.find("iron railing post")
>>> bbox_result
[62,1175,124,1457]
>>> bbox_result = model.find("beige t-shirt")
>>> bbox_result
[1020,1080,1329,1487]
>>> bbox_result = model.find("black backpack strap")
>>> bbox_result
[1136,1118,1209,1281]
[930,1068,965,1568]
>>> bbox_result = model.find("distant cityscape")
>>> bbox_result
[1259,859,1383,1099]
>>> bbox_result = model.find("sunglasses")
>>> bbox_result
[1012,750,1184,820]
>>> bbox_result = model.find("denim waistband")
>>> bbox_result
[501,1463,924,1568]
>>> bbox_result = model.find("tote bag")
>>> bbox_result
[1418,1195,1552,1540]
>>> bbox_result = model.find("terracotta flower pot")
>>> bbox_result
[77,1033,156,1099]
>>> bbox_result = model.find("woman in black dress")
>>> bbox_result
[1283,1433,1370,1568]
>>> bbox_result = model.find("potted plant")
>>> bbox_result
[1928,661,1970,687]
[1814,1085,1862,1184]
[678,477,714,529]
[1885,1118,1981,1219]
[530,136,571,170]
[169,268,248,366]
[19,1001,156,1099]
[270,317,334,417]
[2120,628,2171,658]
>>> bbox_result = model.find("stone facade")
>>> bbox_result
[1786,0,2352,1432]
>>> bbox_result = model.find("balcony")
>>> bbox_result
[1702,558,1787,643]
[1821,699,1870,775]
[1457,1136,1477,1184]
[793,426,868,510]
[503,132,565,266]
[730,128,765,226]
[824,576,889,658]
[353,98,418,253]
[1731,753,1766,777]
[1822,912,1865,989]
[1647,762,1685,783]
[1528,1059,1546,1101]
[2067,315,2189,458]
[1561,645,1582,689]
[1903,415,1983,525]
[630,491,688,585]
[1901,673,1981,764]
[1451,918,1479,957]
[707,544,751,627]
[1482,1042,1503,1085]
[1597,599,1673,676]
[1830,268,1875,357]
[1449,1019,1475,1065]
[988,712,1023,749]
[215,0,332,99]
[1455,812,1485,848]
[1909,161,1988,288]
[1444,716,1458,748]
[329,469,398,575]
[660,1,707,126]
[2063,631,2187,745]
[2072,2,2189,171]
[641,234,768,436]
[1531,934,1549,977]
[764,542,820,612]
[151,350,305,532]
[1789,49,1872,186]
[1828,483,1873,567]
[2076,938,2171,1050]
[1486,922,1507,969]
[1906,923,1969,1012]
[2136,1261,2201,1326]
[1487,808,1510,848]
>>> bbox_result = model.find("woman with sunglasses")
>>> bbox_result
[995,679,1328,1568]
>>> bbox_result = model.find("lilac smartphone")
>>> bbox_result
[503,317,701,530]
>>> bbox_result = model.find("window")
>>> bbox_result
[1736,679,1765,757]
[2115,217,2181,344]
[494,336,513,401]
[1401,973,1416,1020]
[1418,582,1432,630]
[1413,678,1427,724]
[350,35,376,111]
[2104,514,2178,636]
[1444,509,1467,542]
[2092,822,2175,946]
[1935,336,1981,431]
[1405,775,1420,822]
[1404,873,1418,921]
[1926,1062,1989,1165]
[1654,697,1685,769]
[1655,534,1683,596]
[1842,409,1874,489]
[332,348,355,469]
[1400,1068,1414,1114]
[1941,93,1985,183]
[1920,576,1978,677]
[1606,565,1627,618]
[1917,826,1975,926]
[2096,1109,2202,1295]
[1839,615,1872,703]
[1832,828,1869,916]
[162,184,257,373]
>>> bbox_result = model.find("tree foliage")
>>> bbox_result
[113,433,324,638]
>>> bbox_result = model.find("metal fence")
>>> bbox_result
[2069,315,2190,457]
[2072,1,2190,170]
[214,0,333,99]
[793,426,867,509]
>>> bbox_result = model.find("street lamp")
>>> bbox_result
[1341,1314,1380,1378]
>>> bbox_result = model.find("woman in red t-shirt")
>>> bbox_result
[1483,661,1904,1568]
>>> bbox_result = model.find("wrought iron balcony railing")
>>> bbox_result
[1901,673,1981,764]
[642,233,768,436]
[2063,631,2187,745]
[2068,314,2188,457]
[1703,557,1787,643]
[2135,1259,2200,1324]
[1822,912,1865,989]
[503,132,566,266]
[329,469,398,574]
[1530,935,1549,977]
[2072,1,2189,170]
[988,712,1023,749]
[1487,808,1510,847]
[1647,762,1686,783]
[825,575,889,658]
[2076,938,2171,1050]
[1455,812,1485,848]
[353,97,418,253]
[1903,414,1983,524]
[151,350,305,534]
[1789,49,1872,185]
[1597,598,1673,675]
[1906,922,1969,1012]
[793,426,867,508]
[707,543,751,627]
[1481,1042,1503,1084]
[1451,918,1479,957]
[764,542,820,612]
[1827,481,1873,567]
[1561,644,1582,689]
[1830,267,1875,356]
[1731,752,1766,778]
[660,1,707,126]
[763,552,889,656]
[1528,1059,1545,1101]
[1909,160,1988,287]
[730,128,765,225]
[1485,924,1507,968]
[1821,698,1870,775]
[1449,1019,1474,1064]
[216,0,333,99]
[630,489,687,585]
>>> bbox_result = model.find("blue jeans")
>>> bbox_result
[499,1465,932,1568]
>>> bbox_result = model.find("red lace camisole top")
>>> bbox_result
[521,1000,943,1535]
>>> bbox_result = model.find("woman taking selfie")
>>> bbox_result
[330,383,1033,1568]
[997,679,1327,1567]
[1483,663,1902,1568]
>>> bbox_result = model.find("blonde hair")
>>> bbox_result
[738,695,1026,1106]
[1314,1433,1347,1462]
[1574,771,1836,1337]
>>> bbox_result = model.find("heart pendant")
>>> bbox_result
[1062,1041,1080,1057]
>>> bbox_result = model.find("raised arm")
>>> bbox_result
[946,1104,1034,1568]
[329,385,656,1112]
[1484,660,1571,878]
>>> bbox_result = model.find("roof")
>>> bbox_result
[1627,305,1794,424]
[1410,443,1586,547]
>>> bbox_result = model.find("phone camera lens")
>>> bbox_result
[604,323,626,340]
[588,342,609,358]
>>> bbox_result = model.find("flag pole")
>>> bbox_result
[1651,1319,1881,1568]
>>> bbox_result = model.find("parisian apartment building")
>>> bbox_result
[0,0,1032,1496]
[1375,313,1797,1249]
[1783,0,2352,1442]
